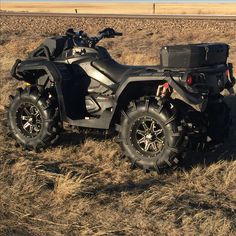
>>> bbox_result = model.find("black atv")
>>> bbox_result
[7,28,235,171]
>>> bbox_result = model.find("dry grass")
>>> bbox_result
[0,15,236,235]
[2,2,236,15]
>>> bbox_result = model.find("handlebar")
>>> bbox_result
[114,32,123,36]
[65,27,122,48]
[99,27,123,38]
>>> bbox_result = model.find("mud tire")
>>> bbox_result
[6,86,61,151]
[117,97,185,171]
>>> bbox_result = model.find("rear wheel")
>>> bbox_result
[117,97,185,171]
[6,86,61,151]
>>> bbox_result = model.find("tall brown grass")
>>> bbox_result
[0,15,236,235]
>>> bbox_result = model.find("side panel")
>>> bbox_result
[67,60,116,90]
[79,61,116,89]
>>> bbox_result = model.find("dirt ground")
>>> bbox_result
[0,15,236,236]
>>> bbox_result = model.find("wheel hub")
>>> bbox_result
[16,102,42,138]
[145,133,152,140]
[131,117,165,156]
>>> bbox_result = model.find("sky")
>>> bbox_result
[3,0,236,2]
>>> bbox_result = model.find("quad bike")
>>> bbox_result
[6,28,235,171]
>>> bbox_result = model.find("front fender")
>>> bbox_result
[11,59,67,121]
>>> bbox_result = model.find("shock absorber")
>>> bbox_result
[156,82,172,98]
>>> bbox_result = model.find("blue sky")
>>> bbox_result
[3,0,236,2]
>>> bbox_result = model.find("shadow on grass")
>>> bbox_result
[59,129,236,168]
[58,128,115,147]
[78,177,165,198]
[181,95,236,170]
[79,143,236,196]
[180,145,236,171]
[46,94,236,198]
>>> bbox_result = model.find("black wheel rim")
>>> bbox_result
[130,117,165,156]
[16,102,42,138]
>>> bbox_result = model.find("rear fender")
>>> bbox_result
[109,74,207,127]
[116,74,205,105]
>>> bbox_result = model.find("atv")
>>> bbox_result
[6,27,235,171]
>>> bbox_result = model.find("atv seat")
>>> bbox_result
[92,58,145,83]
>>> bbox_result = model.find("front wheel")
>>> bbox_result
[6,86,61,151]
[117,97,185,171]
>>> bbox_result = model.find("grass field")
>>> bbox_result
[1,2,236,15]
[0,15,236,235]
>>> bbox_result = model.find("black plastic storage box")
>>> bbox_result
[160,43,229,68]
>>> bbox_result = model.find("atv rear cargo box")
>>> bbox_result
[160,43,229,68]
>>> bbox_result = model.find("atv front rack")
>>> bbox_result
[29,45,51,61]
[11,45,52,81]
[10,59,22,80]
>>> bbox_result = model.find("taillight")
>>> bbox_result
[186,75,193,86]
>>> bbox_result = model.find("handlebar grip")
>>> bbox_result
[115,32,123,36]
[66,28,75,37]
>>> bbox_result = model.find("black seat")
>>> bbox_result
[92,58,145,83]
